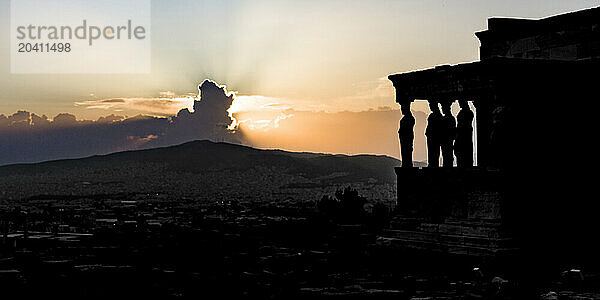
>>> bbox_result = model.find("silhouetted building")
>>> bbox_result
[384,7,600,269]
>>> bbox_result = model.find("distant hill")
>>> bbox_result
[0,140,409,183]
[0,141,424,202]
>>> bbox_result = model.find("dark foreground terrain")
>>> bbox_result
[0,141,598,299]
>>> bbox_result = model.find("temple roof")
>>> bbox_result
[476,6,599,42]
[387,57,596,102]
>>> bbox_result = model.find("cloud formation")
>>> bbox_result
[152,80,242,146]
[0,80,241,165]
[74,94,194,116]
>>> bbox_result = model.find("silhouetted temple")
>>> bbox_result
[384,6,600,269]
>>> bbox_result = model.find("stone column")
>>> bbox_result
[440,100,456,168]
[398,102,415,168]
[425,100,443,168]
[473,98,491,169]
[456,100,474,168]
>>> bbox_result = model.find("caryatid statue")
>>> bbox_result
[440,101,456,168]
[455,100,474,168]
[398,102,415,168]
[425,100,443,168]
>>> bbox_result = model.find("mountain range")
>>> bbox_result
[0,140,418,202]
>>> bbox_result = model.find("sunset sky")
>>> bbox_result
[0,0,598,162]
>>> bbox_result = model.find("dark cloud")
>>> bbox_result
[148,80,242,147]
[0,112,169,164]
[52,113,79,127]
[96,114,125,124]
